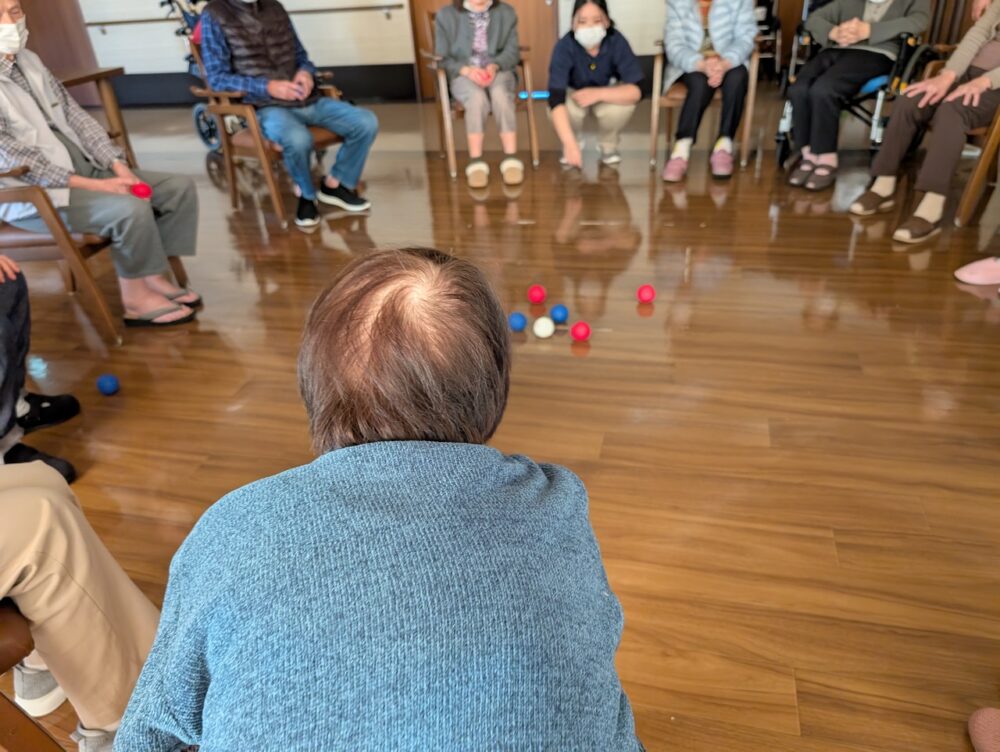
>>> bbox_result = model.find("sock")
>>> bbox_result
[21,650,47,671]
[77,721,119,736]
[913,192,945,224]
[713,136,733,154]
[871,176,897,197]
[671,138,693,161]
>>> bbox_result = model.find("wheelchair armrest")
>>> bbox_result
[0,165,30,180]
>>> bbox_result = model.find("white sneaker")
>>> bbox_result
[600,151,622,166]
[13,663,67,717]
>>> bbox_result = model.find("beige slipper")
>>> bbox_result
[465,160,490,189]
[500,157,524,186]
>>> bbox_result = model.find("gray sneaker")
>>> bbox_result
[71,725,116,752]
[13,662,67,717]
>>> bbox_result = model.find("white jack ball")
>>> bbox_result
[533,316,555,339]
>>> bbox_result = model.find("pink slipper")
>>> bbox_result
[954,257,1000,285]
[969,708,1000,752]
[710,149,734,179]
[661,156,688,183]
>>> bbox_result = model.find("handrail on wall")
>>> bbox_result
[86,4,405,28]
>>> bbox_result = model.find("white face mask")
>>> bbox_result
[574,24,606,50]
[463,1,488,10]
[0,18,28,56]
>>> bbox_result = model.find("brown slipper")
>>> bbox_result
[892,215,941,244]
[804,164,837,191]
[849,189,895,216]
[787,159,816,187]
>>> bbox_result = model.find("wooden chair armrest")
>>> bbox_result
[0,165,30,180]
[316,71,334,82]
[420,49,444,69]
[58,67,125,88]
[654,39,665,50]
[190,85,245,100]
[519,45,532,53]
[320,84,343,100]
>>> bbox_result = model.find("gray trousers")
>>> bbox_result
[0,272,28,444]
[450,70,518,135]
[11,135,198,279]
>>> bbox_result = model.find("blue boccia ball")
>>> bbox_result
[550,304,569,325]
[97,373,120,396]
[509,312,528,333]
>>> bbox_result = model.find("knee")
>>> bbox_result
[158,174,197,204]
[685,73,711,96]
[808,77,838,104]
[282,126,315,156]
[357,108,379,138]
[787,78,808,102]
[725,65,749,89]
[932,99,969,127]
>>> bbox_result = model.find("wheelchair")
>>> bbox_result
[774,13,936,165]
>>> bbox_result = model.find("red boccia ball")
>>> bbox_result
[130,182,152,200]
[570,321,591,342]
[637,284,656,303]
[527,284,547,305]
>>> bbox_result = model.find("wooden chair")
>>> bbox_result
[189,42,344,230]
[0,67,187,347]
[420,11,541,180]
[649,39,761,170]
[917,54,1000,227]
[0,599,63,752]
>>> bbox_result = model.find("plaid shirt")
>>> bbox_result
[0,56,124,188]
[200,13,316,104]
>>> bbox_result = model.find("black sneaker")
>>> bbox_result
[318,183,371,212]
[3,443,76,485]
[17,393,81,435]
[295,197,320,228]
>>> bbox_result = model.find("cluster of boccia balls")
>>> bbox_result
[509,283,658,342]
[509,285,592,343]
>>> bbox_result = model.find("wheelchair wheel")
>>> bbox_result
[193,104,220,151]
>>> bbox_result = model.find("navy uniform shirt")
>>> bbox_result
[548,28,644,109]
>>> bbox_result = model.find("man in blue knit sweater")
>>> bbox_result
[115,248,642,751]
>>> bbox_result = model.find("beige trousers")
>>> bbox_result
[0,462,159,729]
[563,90,637,154]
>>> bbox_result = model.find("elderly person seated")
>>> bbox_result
[1,461,160,752]
[785,0,930,191]
[850,0,1000,243]
[115,247,642,751]
[0,1,201,327]
[660,0,759,181]
[434,0,524,188]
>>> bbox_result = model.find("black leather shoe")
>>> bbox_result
[3,443,76,484]
[16,393,80,435]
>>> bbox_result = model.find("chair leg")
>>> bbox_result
[169,256,190,288]
[219,128,239,211]
[58,261,76,294]
[245,115,289,229]
[741,52,760,168]
[522,62,541,168]
[650,103,662,170]
[438,80,458,180]
[956,111,1000,227]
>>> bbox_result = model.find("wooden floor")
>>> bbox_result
[1,96,999,751]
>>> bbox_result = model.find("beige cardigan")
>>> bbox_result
[945,0,1000,89]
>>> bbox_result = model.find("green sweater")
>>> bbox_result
[435,2,520,81]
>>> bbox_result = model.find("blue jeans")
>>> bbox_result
[257,98,379,199]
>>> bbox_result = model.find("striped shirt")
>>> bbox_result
[0,56,124,188]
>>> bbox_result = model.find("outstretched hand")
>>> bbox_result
[944,75,991,108]
[905,70,956,108]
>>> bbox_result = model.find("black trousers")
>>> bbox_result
[0,272,29,440]
[675,65,750,142]
[872,67,1000,195]
[788,48,893,154]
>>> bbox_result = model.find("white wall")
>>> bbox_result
[79,0,416,75]
[558,0,665,55]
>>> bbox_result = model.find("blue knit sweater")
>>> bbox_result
[115,441,641,751]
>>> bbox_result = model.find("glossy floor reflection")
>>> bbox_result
[3,100,999,751]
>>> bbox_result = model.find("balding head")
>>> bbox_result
[299,248,511,453]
